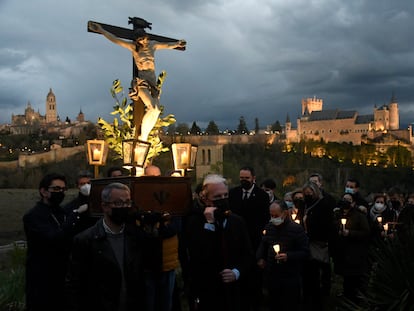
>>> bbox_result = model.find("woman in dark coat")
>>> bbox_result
[331,193,370,302]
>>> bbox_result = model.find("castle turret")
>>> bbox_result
[389,93,399,130]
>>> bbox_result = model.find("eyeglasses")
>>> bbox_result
[104,200,133,208]
[48,186,67,192]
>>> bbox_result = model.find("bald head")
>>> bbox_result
[144,165,161,176]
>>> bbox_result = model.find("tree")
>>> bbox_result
[254,117,259,134]
[205,121,220,135]
[271,120,282,133]
[175,123,190,135]
[98,79,176,165]
[237,116,248,134]
[190,121,201,135]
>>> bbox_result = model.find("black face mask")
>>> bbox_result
[304,195,314,205]
[49,192,65,206]
[390,200,401,210]
[213,198,230,223]
[338,199,351,210]
[109,208,130,225]
[293,198,305,209]
[240,180,252,190]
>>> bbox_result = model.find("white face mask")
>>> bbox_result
[345,187,354,194]
[373,202,386,213]
[270,217,284,226]
[79,183,91,196]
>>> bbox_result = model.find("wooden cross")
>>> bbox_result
[87,17,185,138]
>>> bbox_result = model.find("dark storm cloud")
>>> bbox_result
[0,0,414,130]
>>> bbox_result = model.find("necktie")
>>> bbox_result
[243,191,248,200]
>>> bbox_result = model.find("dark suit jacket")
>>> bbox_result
[185,213,254,310]
[229,185,270,250]
[65,219,146,311]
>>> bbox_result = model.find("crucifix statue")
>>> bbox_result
[88,17,186,142]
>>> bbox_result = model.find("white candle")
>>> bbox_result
[180,150,188,165]
[383,223,389,233]
[273,244,280,254]
[377,216,382,224]
[294,219,300,224]
[341,218,347,230]
[291,213,297,220]
[92,148,101,161]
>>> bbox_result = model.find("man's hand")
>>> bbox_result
[275,252,288,262]
[220,269,236,283]
[76,204,88,214]
[204,207,217,223]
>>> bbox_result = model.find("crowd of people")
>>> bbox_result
[22,166,414,311]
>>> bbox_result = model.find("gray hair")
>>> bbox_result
[101,182,130,202]
[203,174,227,187]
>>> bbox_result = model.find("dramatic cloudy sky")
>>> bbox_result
[1,0,414,130]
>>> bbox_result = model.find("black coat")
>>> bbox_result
[65,219,146,311]
[229,184,270,250]
[23,201,80,311]
[256,220,309,279]
[331,208,370,276]
[185,213,254,311]
[304,197,335,243]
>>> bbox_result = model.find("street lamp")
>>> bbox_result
[86,139,108,178]
[171,143,198,176]
[122,139,151,176]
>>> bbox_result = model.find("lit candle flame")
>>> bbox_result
[273,244,280,254]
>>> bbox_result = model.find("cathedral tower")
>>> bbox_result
[45,88,57,123]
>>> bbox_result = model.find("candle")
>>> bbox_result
[92,148,101,161]
[291,212,297,220]
[383,223,389,233]
[180,150,188,165]
[273,244,280,254]
[294,219,300,224]
[134,146,145,164]
[341,218,347,230]
[377,216,382,224]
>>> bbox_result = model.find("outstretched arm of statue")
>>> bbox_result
[88,21,134,51]
[152,39,186,50]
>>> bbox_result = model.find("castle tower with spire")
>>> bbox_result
[45,88,57,123]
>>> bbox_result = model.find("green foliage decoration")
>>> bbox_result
[98,74,176,165]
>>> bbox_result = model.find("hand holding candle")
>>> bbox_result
[341,218,347,231]
[273,244,280,255]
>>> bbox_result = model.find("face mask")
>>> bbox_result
[79,183,91,196]
[390,200,401,210]
[345,187,354,194]
[338,199,351,210]
[304,195,314,204]
[49,192,65,206]
[293,198,305,208]
[213,198,230,223]
[213,198,230,212]
[109,208,130,225]
[270,217,284,226]
[266,190,274,201]
[240,180,252,190]
[373,203,386,213]
[285,201,294,209]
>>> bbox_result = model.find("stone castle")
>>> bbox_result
[285,95,412,145]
